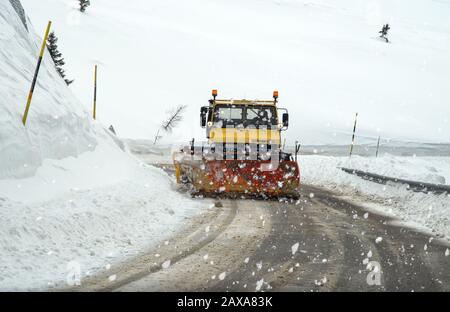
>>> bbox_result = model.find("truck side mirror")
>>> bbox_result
[282,113,289,128]
[200,107,208,128]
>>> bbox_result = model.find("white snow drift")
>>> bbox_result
[300,155,450,239]
[0,144,207,290]
[0,0,98,179]
[0,0,208,291]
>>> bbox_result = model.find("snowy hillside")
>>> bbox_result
[0,0,99,179]
[0,0,209,290]
[20,0,450,145]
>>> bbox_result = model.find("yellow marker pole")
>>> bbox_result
[93,65,98,120]
[174,163,181,184]
[22,21,52,126]
[349,112,358,157]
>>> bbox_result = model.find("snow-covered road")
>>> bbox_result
[71,182,450,292]
[134,140,450,240]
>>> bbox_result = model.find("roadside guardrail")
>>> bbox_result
[339,167,450,195]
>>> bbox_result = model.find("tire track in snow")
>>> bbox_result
[68,201,237,291]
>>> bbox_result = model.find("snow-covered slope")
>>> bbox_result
[0,0,99,179]
[20,0,450,145]
[0,0,209,290]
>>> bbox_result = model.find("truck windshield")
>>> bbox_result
[213,105,277,128]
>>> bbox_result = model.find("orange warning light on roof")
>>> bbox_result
[273,90,279,99]
[212,89,218,97]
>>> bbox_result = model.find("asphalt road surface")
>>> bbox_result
[73,165,450,292]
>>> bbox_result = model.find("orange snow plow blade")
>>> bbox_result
[174,90,301,198]
[174,158,300,198]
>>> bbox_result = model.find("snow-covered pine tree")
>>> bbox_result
[79,0,91,13]
[47,31,73,85]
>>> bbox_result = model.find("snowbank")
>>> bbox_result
[0,140,208,291]
[300,155,450,239]
[0,0,209,290]
[0,0,98,179]
[333,154,450,185]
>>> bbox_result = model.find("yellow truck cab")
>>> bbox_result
[200,90,289,147]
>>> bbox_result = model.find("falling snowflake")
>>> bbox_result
[105,263,111,270]
[203,254,209,261]
[219,272,226,280]
[375,237,383,244]
[424,244,428,251]
[256,278,265,291]
[363,212,369,219]
[205,226,210,233]
[445,249,449,257]
[291,242,300,255]
[108,274,116,282]
[309,193,315,199]
[256,261,263,270]
[162,260,171,269]
[314,276,327,286]
[367,250,373,258]
[244,257,250,264]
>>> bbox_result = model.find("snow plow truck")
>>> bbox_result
[173,90,300,198]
